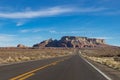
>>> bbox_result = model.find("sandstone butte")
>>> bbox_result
[33,36,106,48]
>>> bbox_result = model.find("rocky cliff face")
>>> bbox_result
[33,36,105,48]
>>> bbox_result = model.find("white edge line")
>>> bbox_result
[79,53,112,80]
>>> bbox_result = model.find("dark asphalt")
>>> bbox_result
[0,55,108,80]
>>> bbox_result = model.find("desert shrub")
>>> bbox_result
[0,48,74,64]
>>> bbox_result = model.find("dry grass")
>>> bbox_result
[0,48,74,64]
[81,46,120,57]
[81,46,120,71]
[83,55,120,70]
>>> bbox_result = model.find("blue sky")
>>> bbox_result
[0,0,120,47]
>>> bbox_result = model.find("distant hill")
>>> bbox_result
[17,44,26,48]
[33,36,107,48]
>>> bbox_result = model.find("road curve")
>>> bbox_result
[0,55,108,80]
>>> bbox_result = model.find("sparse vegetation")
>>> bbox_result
[81,47,120,71]
[82,55,120,70]
[0,48,74,64]
[81,47,120,57]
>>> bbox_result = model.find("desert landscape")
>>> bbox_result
[0,48,74,64]
[0,0,120,79]
[0,36,119,71]
[81,46,120,71]
[0,36,120,80]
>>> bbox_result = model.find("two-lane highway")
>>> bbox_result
[0,55,109,80]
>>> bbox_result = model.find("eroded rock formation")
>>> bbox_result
[33,36,105,48]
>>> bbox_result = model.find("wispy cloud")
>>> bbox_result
[20,29,31,33]
[20,27,54,33]
[89,37,113,39]
[78,7,107,12]
[20,29,41,33]
[0,6,109,19]
[49,30,57,33]
[0,34,16,41]
[0,34,16,37]
[49,30,98,34]
[0,34,44,47]
[0,7,74,19]
[16,22,25,26]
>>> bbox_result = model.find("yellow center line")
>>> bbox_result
[18,73,35,80]
[10,64,52,80]
[9,58,69,80]
[51,62,57,65]
[10,72,33,80]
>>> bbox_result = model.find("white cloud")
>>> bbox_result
[16,22,24,26]
[0,34,16,42]
[49,30,97,34]
[78,7,107,12]
[0,34,44,47]
[0,34,16,37]
[20,29,40,33]
[90,37,113,39]
[20,29,30,33]
[20,29,41,33]
[0,34,16,47]
[20,27,54,33]
[0,6,109,19]
[49,30,57,33]
[0,7,74,19]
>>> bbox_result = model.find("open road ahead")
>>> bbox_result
[0,55,110,80]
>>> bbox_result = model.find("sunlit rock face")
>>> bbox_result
[17,44,26,48]
[33,36,105,48]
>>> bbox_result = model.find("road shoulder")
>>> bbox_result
[85,57,120,80]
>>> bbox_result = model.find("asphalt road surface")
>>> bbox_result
[0,55,108,80]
